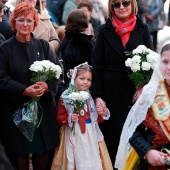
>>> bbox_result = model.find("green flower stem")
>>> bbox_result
[28,98,43,128]
[37,102,43,128]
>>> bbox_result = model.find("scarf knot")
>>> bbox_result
[112,14,136,48]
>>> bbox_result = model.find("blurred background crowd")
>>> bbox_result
[1,0,170,170]
[1,0,170,52]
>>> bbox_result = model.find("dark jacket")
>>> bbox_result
[0,8,13,40]
[0,35,60,153]
[91,17,153,165]
[0,33,5,44]
[61,31,94,86]
[90,16,100,40]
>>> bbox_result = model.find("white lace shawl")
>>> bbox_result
[115,53,163,169]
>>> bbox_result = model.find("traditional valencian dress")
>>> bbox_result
[114,41,170,169]
[129,81,170,170]
[51,90,113,170]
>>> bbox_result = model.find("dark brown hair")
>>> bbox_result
[65,9,88,33]
[77,1,93,12]
[108,0,138,19]
[10,2,39,32]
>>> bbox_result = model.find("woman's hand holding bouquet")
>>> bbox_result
[125,45,159,102]
[13,60,62,141]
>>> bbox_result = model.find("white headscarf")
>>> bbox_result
[114,41,170,169]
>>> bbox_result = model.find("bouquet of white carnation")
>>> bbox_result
[13,60,62,141]
[63,84,89,114]
[63,84,89,135]
[125,45,158,87]
[29,60,62,83]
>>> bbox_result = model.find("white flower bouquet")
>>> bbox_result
[125,45,158,87]
[13,60,62,141]
[63,84,89,135]
[29,60,62,83]
[63,84,89,114]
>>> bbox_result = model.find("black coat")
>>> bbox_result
[61,31,94,86]
[0,33,5,44]
[91,17,154,165]
[0,35,60,153]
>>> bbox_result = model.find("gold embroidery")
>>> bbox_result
[152,81,170,121]
[152,81,170,141]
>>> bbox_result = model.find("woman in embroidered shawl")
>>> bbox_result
[115,41,170,170]
[51,63,113,170]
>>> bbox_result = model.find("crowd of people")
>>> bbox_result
[0,0,170,170]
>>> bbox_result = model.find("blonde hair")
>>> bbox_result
[108,0,138,19]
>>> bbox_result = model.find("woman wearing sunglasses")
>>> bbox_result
[91,0,154,168]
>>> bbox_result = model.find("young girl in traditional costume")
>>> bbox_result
[51,63,113,170]
[115,41,170,170]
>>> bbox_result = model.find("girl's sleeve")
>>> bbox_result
[56,98,68,125]
[98,115,105,123]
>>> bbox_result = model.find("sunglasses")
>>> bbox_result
[112,0,131,9]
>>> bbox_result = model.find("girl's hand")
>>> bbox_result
[67,69,74,78]
[71,113,79,123]
[145,149,167,166]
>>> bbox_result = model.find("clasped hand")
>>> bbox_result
[95,98,108,117]
[23,81,48,98]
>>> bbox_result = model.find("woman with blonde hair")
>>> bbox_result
[91,0,154,167]
[16,0,60,54]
